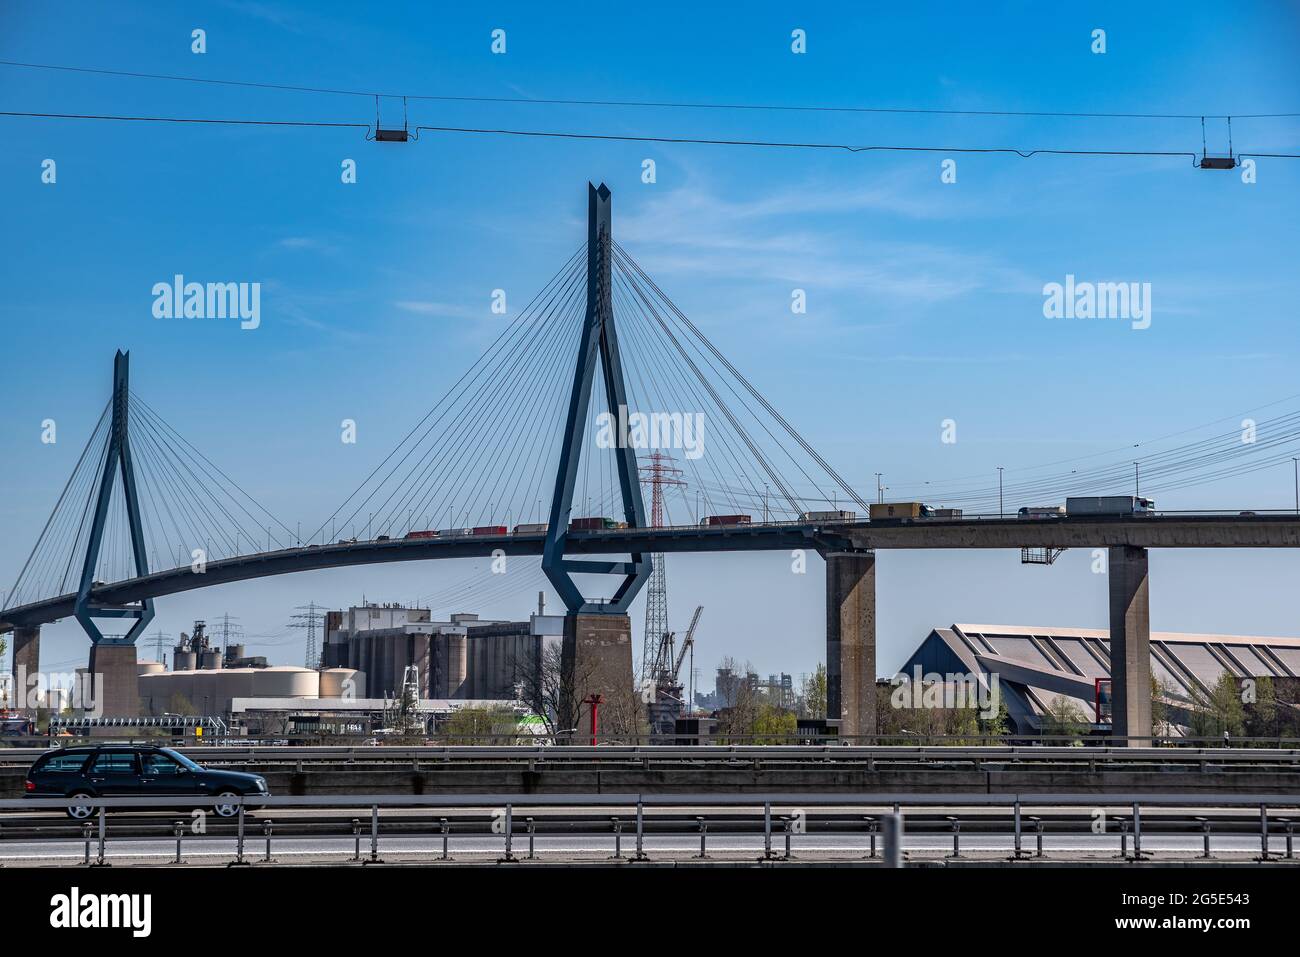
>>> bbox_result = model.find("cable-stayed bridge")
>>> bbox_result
[3,184,1298,741]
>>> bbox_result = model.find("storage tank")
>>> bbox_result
[226,644,246,662]
[319,668,362,699]
[172,649,197,672]
[252,666,320,699]
[199,651,222,670]
[138,661,165,676]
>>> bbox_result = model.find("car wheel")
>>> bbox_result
[212,791,242,818]
[66,791,96,820]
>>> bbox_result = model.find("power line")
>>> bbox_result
[4,109,1296,163]
[3,58,1296,120]
[0,110,367,130]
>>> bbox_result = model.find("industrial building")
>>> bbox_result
[321,600,563,704]
[897,623,1300,735]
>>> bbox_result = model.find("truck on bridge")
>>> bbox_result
[1066,496,1155,516]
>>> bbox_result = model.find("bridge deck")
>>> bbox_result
[4,513,1298,629]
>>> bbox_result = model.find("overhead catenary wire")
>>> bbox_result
[3,58,1296,120]
[4,110,1298,164]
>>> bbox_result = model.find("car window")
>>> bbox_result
[38,752,89,772]
[142,752,181,775]
[89,752,138,774]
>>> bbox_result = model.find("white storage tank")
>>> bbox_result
[252,666,320,699]
[319,668,362,699]
[138,661,165,676]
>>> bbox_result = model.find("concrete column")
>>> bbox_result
[9,626,40,712]
[826,551,876,741]
[87,643,140,718]
[561,613,634,738]
[1109,545,1152,745]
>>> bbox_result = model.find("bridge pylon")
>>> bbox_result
[73,350,155,649]
[541,184,651,615]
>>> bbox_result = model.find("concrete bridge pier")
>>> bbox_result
[87,643,140,718]
[7,626,40,712]
[826,551,876,741]
[1109,545,1152,745]
[561,613,635,739]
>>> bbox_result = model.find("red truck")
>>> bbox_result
[703,514,752,526]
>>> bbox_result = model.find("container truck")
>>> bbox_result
[702,514,752,526]
[1065,496,1155,516]
[799,510,857,523]
[512,523,548,534]
[569,517,627,531]
[1018,505,1065,519]
[868,503,932,520]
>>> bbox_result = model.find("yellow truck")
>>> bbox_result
[869,502,930,520]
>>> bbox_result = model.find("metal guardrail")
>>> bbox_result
[4,744,1300,765]
[3,792,1299,867]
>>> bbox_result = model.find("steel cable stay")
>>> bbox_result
[612,275,770,519]
[613,255,805,516]
[614,252,845,517]
[386,259,586,536]
[614,242,869,512]
[414,264,587,533]
[320,247,587,541]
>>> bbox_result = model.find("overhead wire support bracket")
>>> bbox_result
[371,94,410,142]
[1198,115,1238,170]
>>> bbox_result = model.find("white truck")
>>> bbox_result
[1065,496,1155,516]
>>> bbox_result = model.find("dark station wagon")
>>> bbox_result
[25,745,269,819]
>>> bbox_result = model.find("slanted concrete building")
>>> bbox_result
[897,623,1300,736]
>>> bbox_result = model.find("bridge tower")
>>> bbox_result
[542,183,650,735]
[76,350,155,716]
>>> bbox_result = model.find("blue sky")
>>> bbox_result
[2,1,1298,684]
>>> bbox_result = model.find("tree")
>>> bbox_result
[167,692,198,717]
[1243,676,1278,742]
[752,703,797,744]
[1040,695,1089,743]
[714,660,763,741]
[442,705,520,745]
[797,664,827,719]
[1188,672,1246,740]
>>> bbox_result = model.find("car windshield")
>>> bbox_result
[161,748,202,771]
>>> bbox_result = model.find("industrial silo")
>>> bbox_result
[252,666,320,699]
[319,668,362,700]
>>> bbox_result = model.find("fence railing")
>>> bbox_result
[3,791,1299,866]
[4,743,1300,766]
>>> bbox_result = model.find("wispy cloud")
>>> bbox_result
[393,300,487,321]
[616,174,1037,312]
